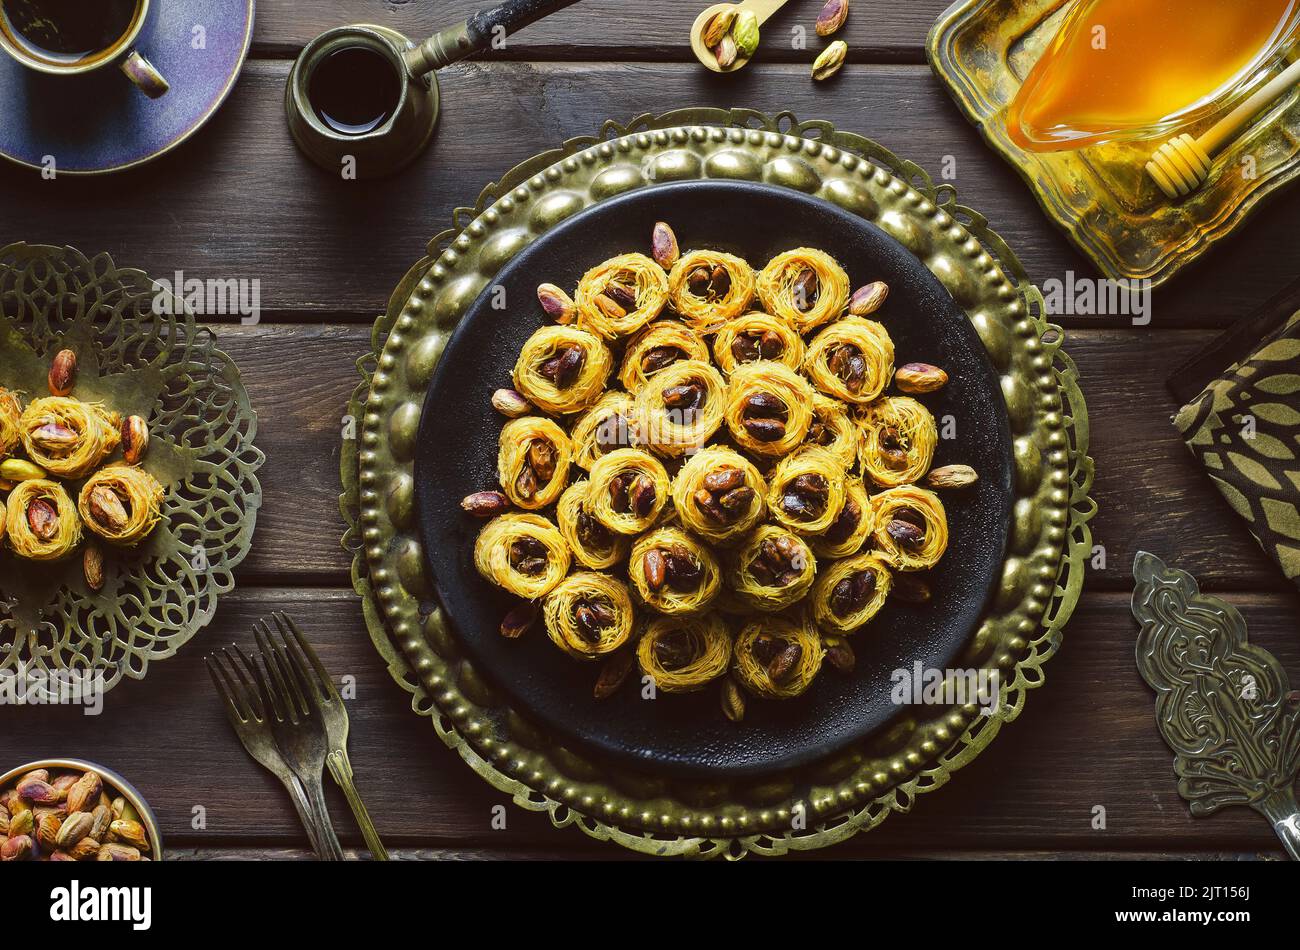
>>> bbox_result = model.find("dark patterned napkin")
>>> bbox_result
[1170,278,1300,586]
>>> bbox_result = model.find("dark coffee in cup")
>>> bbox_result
[308,45,403,136]
[0,0,140,67]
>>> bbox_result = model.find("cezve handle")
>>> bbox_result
[405,0,583,76]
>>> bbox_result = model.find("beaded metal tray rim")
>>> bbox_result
[341,109,1096,859]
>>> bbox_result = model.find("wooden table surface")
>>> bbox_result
[5,0,1300,861]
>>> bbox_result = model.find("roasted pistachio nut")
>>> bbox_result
[1,834,32,861]
[84,544,106,591]
[721,676,746,723]
[537,283,576,324]
[68,836,101,861]
[17,776,58,803]
[8,807,33,837]
[894,362,948,394]
[66,771,103,814]
[96,842,141,861]
[732,8,760,57]
[815,0,848,36]
[87,486,128,531]
[702,7,736,47]
[651,222,680,269]
[925,464,978,489]
[848,281,889,316]
[36,813,62,850]
[89,804,112,840]
[0,458,46,481]
[55,810,93,848]
[812,40,847,80]
[491,388,532,418]
[49,348,76,396]
[120,415,149,465]
[109,818,150,851]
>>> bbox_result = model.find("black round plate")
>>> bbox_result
[415,180,1013,779]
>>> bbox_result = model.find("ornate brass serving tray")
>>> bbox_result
[341,109,1096,858]
[928,0,1300,287]
[0,245,264,697]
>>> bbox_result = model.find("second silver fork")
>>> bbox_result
[251,619,344,861]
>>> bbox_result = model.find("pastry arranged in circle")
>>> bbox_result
[461,221,973,721]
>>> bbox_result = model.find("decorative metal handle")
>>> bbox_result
[404,0,583,75]
[301,773,345,861]
[1256,787,1300,861]
[327,749,389,861]
[280,773,328,858]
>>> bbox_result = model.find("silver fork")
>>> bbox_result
[271,612,389,860]
[205,647,332,858]
[252,619,345,861]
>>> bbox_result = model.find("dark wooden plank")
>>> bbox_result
[250,0,940,62]
[4,587,1296,856]
[211,323,1293,591]
[2,61,1296,329]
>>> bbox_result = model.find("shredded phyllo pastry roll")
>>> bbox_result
[804,317,894,404]
[570,391,637,471]
[19,397,121,478]
[633,358,726,457]
[811,551,893,634]
[811,477,873,559]
[586,448,669,535]
[803,394,858,469]
[871,485,949,571]
[618,321,710,392]
[557,481,628,570]
[711,311,805,376]
[511,325,612,415]
[636,612,732,693]
[542,572,635,661]
[765,447,847,536]
[857,395,938,488]
[671,445,766,544]
[629,526,722,615]
[575,252,670,339]
[723,361,814,456]
[497,416,572,510]
[667,250,756,330]
[729,524,816,612]
[78,465,164,546]
[0,387,22,458]
[733,614,825,699]
[5,479,81,561]
[474,512,571,599]
[756,247,850,333]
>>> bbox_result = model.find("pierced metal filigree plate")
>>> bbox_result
[1132,552,1300,859]
[0,244,264,696]
[341,109,1096,859]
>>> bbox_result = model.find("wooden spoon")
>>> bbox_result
[1146,56,1300,199]
[690,0,791,73]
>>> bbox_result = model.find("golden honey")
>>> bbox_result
[1008,0,1300,151]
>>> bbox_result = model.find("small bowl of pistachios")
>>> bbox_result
[0,759,162,862]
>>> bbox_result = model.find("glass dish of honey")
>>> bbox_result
[1007,0,1300,151]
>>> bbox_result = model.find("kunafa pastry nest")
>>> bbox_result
[463,221,973,721]
[2,349,164,581]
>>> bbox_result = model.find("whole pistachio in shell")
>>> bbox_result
[812,40,847,81]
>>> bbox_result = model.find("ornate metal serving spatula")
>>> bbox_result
[1132,552,1300,859]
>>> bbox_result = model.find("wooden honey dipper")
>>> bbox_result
[1147,56,1300,198]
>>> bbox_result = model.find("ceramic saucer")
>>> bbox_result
[0,0,254,175]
